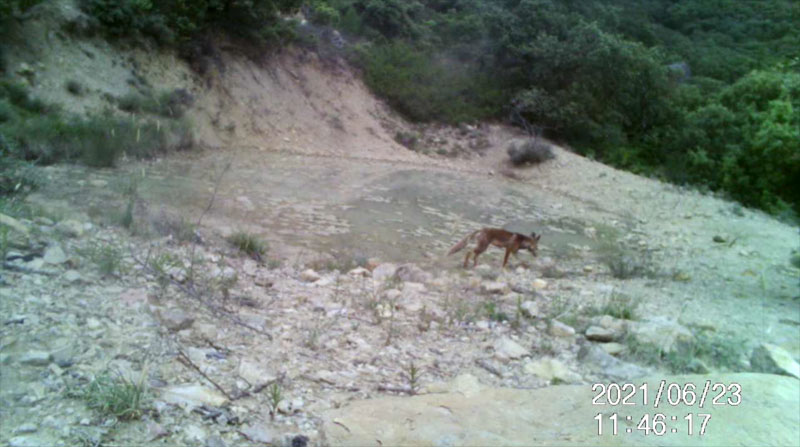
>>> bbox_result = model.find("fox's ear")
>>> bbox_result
[535,234,541,241]
[530,232,536,238]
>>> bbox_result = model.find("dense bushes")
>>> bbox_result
[80,0,302,46]
[323,0,799,215]
[0,80,191,170]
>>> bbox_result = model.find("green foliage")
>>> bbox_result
[81,0,302,46]
[69,370,147,421]
[360,42,505,123]
[228,231,267,260]
[0,0,43,21]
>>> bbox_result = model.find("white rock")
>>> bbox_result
[161,384,228,410]
[183,424,207,443]
[238,359,277,386]
[372,263,398,282]
[523,358,581,382]
[348,267,370,277]
[532,279,548,290]
[493,337,529,362]
[481,281,509,295]
[628,317,692,352]
[63,270,82,283]
[159,308,195,332]
[13,424,38,434]
[600,343,626,356]
[548,320,575,337]
[585,326,615,342]
[520,301,539,318]
[240,424,274,443]
[43,245,67,265]
[55,220,85,238]
[300,269,321,282]
[19,351,52,366]
[751,343,800,379]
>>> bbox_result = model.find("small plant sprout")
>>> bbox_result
[267,382,283,420]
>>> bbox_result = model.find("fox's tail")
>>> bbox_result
[447,230,480,256]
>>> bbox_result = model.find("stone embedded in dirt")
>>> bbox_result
[590,315,628,334]
[372,263,398,282]
[578,344,648,381]
[751,343,800,379]
[520,301,539,318]
[493,336,529,362]
[18,351,52,366]
[585,326,615,342]
[184,424,207,443]
[159,308,195,332]
[523,358,581,383]
[63,270,82,283]
[238,358,276,386]
[205,435,227,447]
[548,320,575,337]
[240,423,274,443]
[147,422,169,441]
[43,244,68,265]
[300,269,321,282]
[532,279,548,290]
[481,281,509,295]
[627,316,692,353]
[347,267,370,277]
[423,373,483,397]
[55,219,86,238]
[395,263,433,283]
[599,342,626,356]
[0,213,30,235]
[13,423,38,434]
[161,384,228,410]
[8,436,42,447]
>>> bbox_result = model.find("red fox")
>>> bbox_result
[448,228,541,268]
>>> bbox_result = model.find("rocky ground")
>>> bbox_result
[1,140,799,446]
[1,2,798,444]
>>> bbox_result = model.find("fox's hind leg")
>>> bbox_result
[463,251,472,268]
[471,241,489,267]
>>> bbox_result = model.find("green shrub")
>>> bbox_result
[228,231,267,260]
[507,139,555,166]
[69,370,147,421]
[65,80,85,96]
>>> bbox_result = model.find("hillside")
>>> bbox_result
[1,1,799,447]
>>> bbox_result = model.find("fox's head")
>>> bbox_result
[525,232,542,257]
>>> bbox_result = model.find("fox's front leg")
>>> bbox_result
[502,248,511,268]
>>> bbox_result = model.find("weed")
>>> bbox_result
[507,138,555,166]
[69,370,147,421]
[267,382,282,420]
[589,292,638,320]
[148,251,181,291]
[228,231,266,260]
[483,300,509,322]
[403,361,422,395]
[82,243,125,277]
[605,251,659,279]
[623,331,746,373]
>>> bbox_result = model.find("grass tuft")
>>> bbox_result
[228,231,267,260]
[70,370,147,421]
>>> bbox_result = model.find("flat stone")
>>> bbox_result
[19,351,52,366]
[13,424,37,434]
[599,342,626,356]
[523,358,581,382]
[481,281,509,295]
[161,384,228,410]
[549,320,575,337]
[238,359,277,386]
[347,267,370,277]
[55,220,85,238]
[63,270,82,283]
[43,245,67,265]
[585,326,615,342]
[493,337,529,362]
[751,343,800,379]
[532,279,548,290]
[578,344,648,381]
[159,308,195,332]
[628,317,692,352]
[396,264,434,283]
[300,269,321,282]
[372,263,398,282]
[321,374,800,446]
[240,424,274,443]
